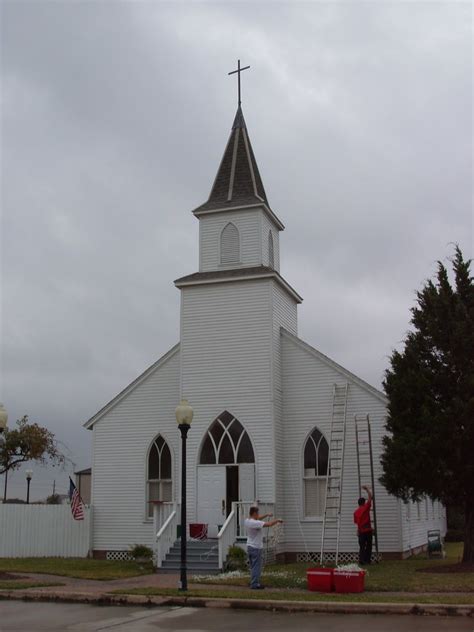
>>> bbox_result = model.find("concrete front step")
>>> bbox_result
[161,563,220,572]
[158,566,221,575]
[165,553,218,562]
[168,545,218,553]
[179,540,219,549]
[160,539,221,574]
[164,555,218,565]
[161,561,220,571]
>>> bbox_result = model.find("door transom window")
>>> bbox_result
[199,411,255,465]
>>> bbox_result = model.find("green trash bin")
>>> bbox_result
[427,530,442,557]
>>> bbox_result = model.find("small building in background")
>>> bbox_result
[75,467,91,505]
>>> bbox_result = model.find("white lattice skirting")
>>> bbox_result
[297,552,381,563]
[106,551,133,561]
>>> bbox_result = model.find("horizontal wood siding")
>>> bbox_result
[180,280,275,522]
[199,209,262,272]
[400,499,448,552]
[91,349,180,551]
[261,211,280,272]
[271,282,298,530]
[281,332,403,554]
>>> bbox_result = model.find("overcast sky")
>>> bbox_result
[1,1,472,501]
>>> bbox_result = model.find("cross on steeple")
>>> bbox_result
[228,59,250,108]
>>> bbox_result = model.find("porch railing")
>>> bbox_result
[217,504,237,570]
[155,506,178,568]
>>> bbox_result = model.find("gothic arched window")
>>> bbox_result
[268,231,274,268]
[220,223,240,265]
[199,411,255,464]
[303,427,329,517]
[147,435,172,517]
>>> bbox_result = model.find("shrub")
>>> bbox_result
[129,544,153,560]
[225,545,247,571]
[228,545,246,560]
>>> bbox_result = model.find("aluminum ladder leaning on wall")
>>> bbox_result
[320,383,349,565]
[355,414,380,562]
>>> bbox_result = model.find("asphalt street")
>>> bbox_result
[0,602,472,632]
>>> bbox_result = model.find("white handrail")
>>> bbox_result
[156,509,177,568]
[217,507,236,570]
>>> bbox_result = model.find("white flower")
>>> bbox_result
[335,563,364,572]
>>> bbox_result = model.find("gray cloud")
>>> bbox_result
[1,1,472,499]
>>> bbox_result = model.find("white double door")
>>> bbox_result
[197,464,255,537]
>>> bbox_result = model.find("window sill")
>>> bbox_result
[300,517,324,523]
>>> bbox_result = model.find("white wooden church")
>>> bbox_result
[84,103,446,569]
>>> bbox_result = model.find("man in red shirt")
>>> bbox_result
[353,485,373,565]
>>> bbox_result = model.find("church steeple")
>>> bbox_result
[176,101,301,303]
[193,106,271,214]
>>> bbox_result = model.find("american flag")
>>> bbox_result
[69,477,84,520]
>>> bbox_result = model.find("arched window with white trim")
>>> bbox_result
[199,411,255,464]
[303,427,329,517]
[147,435,172,517]
[268,231,274,268]
[220,223,240,265]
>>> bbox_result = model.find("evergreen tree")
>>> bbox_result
[381,246,474,563]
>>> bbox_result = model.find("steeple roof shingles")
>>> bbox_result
[193,107,270,214]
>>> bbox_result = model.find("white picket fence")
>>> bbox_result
[0,504,91,557]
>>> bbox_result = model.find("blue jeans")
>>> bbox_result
[247,546,263,588]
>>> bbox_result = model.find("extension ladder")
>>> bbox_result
[355,414,379,562]
[320,383,348,565]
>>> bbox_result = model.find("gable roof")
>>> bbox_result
[192,107,282,227]
[281,329,388,404]
[83,343,180,429]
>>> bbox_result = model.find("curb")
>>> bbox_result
[0,590,472,617]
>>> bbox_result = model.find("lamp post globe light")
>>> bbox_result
[175,399,193,592]
[26,469,33,504]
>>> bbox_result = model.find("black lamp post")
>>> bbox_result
[26,469,33,504]
[175,399,193,592]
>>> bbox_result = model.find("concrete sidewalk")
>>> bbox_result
[0,571,472,617]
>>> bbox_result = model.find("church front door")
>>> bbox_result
[197,466,226,537]
[197,412,256,536]
[197,463,256,537]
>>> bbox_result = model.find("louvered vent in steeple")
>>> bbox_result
[220,222,240,264]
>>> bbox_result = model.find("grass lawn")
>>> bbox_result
[193,543,472,593]
[111,586,474,605]
[0,558,154,581]
[0,581,63,590]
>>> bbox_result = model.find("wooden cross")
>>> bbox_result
[228,59,250,108]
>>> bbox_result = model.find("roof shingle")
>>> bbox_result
[193,107,270,214]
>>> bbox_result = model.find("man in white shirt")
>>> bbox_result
[244,506,283,589]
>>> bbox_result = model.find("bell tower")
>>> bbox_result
[174,70,302,523]
[188,105,285,274]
